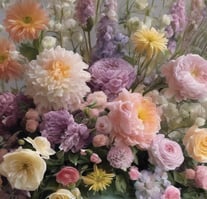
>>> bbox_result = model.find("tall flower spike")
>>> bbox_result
[4,0,49,42]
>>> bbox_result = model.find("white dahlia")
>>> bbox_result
[25,46,91,112]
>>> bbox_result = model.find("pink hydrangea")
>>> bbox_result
[107,89,160,149]
[194,165,207,190]
[107,144,134,171]
[56,166,80,186]
[162,54,207,100]
[148,134,184,171]
[161,186,181,199]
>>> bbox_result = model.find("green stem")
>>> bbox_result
[95,0,101,24]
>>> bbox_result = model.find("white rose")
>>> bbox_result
[24,136,55,159]
[47,189,76,199]
[0,148,46,191]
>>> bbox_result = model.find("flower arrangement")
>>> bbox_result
[0,0,207,198]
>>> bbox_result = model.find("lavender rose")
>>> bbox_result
[148,134,184,171]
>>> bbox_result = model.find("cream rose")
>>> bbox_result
[24,136,55,159]
[183,126,207,162]
[0,148,46,191]
[47,189,76,199]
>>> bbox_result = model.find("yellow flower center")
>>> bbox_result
[0,54,8,64]
[22,16,33,24]
[47,60,70,81]
[191,68,200,78]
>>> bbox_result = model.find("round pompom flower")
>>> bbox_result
[25,46,91,112]
[162,54,207,100]
[4,0,49,42]
[148,134,184,171]
[89,58,136,100]
[107,144,134,171]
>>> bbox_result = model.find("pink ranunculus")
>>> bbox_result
[56,167,80,186]
[95,115,112,134]
[161,186,181,199]
[92,134,109,147]
[90,153,102,164]
[195,165,207,190]
[107,89,160,149]
[162,54,207,100]
[148,134,184,171]
[128,166,140,181]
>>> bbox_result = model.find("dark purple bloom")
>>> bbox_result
[75,0,95,26]
[89,58,136,100]
[60,123,90,153]
[40,110,74,145]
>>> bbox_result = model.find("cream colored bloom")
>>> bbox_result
[0,148,46,191]
[24,136,55,159]
[47,189,76,199]
[135,0,148,10]
[25,46,91,112]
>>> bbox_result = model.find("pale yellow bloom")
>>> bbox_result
[47,189,76,199]
[24,136,55,159]
[82,165,115,192]
[132,27,168,58]
[0,148,46,191]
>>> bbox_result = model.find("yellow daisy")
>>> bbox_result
[132,27,168,58]
[82,165,115,192]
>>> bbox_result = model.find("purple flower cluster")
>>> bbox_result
[75,0,95,26]
[89,58,136,100]
[40,110,90,152]
[92,15,128,61]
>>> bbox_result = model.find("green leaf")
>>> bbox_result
[115,175,127,193]
[173,171,187,186]
[19,43,38,61]
[68,152,80,166]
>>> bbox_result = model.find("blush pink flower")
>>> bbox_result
[90,153,102,164]
[194,165,207,190]
[185,169,195,180]
[56,166,80,186]
[92,134,109,147]
[148,134,184,171]
[161,186,181,199]
[107,89,160,149]
[128,166,140,181]
[162,54,207,100]
[95,116,112,134]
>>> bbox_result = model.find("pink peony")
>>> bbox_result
[161,186,181,199]
[128,166,140,181]
[107,89,160,149]
[148,134,184,171]
[56,167,80,186]
[92,134,109,147]
[162,54,207,100]
[194,165,207,190]
[107,144,134,171]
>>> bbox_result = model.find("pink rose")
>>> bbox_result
[56,167,80,186]
[195,165,207,190]
[148,134,184,171]
[93,134,109,147]
[162,54,207,100]
[86,91,107,108]
[128,166,140,181]
[95,115,112,134]
[185,169,195,180]
[90,153,102,164]
[161,186,181,199]
[107,89,160,149]
[25,119,39,133]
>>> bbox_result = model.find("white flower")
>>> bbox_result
[25,46,91,112]
[64,18,77,29]
[162,14,172,26]
[135,0,148,10]
[0,148,46,191]
[47,189,76,199]
[24,136,55,159]
[41,36,57,49]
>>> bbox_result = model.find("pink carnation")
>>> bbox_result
[195,165,207,190]
[162,54,207,100]
[148,134,184,171]
[107,89,160,149]
[107,144,134,171]
[161,186,181,199]
[56,167,80,186]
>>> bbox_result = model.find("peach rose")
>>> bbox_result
[183,126,207,162]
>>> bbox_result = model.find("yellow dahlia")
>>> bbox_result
[132,27,168,58]
[4,0,48,42]
[25,46,91,112]
[82,165,115,192]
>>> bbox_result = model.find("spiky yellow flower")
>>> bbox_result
[132,27,168,58]
[82,165,115,192]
